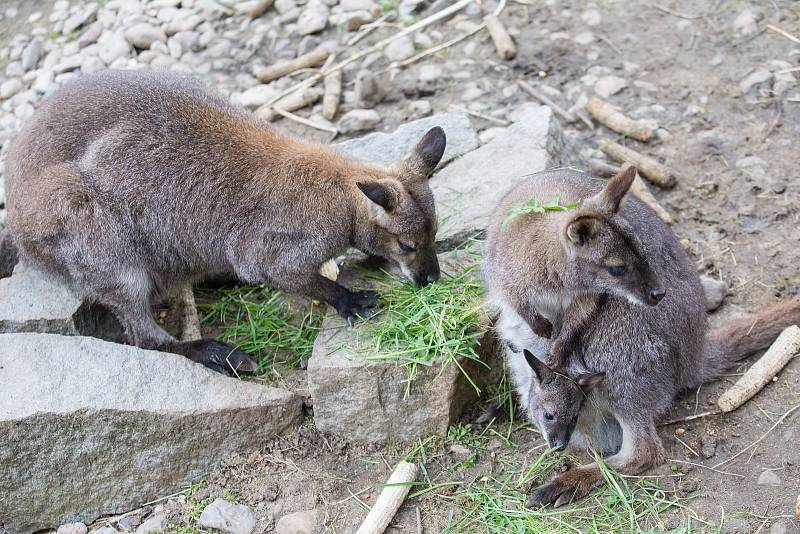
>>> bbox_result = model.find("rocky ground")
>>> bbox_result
[1,0,799,533]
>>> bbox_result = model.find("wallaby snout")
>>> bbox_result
[410,246,440,286]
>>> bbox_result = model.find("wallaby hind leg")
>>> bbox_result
[0,229,19,278]
[526,414,663,508]
[72,266,256,375]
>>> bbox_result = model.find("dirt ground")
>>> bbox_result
[2,0,799,532]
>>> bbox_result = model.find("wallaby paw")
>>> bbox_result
[525,470,594,508]
[336,289,379,324]
[166,339,258,376]
[544,340,569,368]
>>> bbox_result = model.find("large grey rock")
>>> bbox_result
[198,499,256,534]
[307,251,498,443]
[0,262,122,340]
[334,112,479,168]
[430,106,577,243]
[0,334,303,533]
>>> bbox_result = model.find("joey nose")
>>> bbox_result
[549,438,567,451]
[648,288,666,304]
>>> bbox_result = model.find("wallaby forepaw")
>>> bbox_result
[336,289,379,324]
[166,339,258,376]
[545,343,567,368]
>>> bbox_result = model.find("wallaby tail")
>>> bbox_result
[693,296,800,387]
[0,228,20,278]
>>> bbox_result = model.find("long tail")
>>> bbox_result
[0,228,19,278]
[693,296,800,387]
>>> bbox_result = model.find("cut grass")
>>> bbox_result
[198,285,323,376]
[351,264,487,398]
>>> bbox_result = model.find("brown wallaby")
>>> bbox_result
[483,166,800,507]
[0,70,445,375]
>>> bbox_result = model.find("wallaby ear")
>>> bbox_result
[565,214,602,246]
[357,181,397,212]
[598,163,636,213]
[403,126,446,178]
[576,372,605,391]
[524,349,554,384]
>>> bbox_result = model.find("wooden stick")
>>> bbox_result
[248,0,273,19]
[263,0,476,109]
[658,410,722,427]
[347,12,393,46]
[449,105,510,126]
[766,24,800,44]
[256,47,330,83]
[273,107,338,135]
[356,462,418,534]
[484,14,516,60]
[588,158,620,177]
[391,23,485,71]
[600,141,677,188]
[322,69,342,121]
[718,325,800,412]
[255,87,320,121]
[630,174,674,224]
[179,285,201,342]
[586,97,653,142]
[517,80,576,123]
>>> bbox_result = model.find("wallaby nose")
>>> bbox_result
[649,288,666,304]
[549,437,567,451]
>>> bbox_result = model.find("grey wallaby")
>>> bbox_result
[0,70,446,374]
[483,165,800,507]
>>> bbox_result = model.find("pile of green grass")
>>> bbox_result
[353,264,487,398]
[198,285,323,376]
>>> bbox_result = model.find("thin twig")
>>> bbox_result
[449,105,510,126]
[650,3,704,19]
[658,410,722,426]
[668,459,746,478]
[347,12,393,46]
[713,404,799,469]
[390,24,486,71]
[273,107,338,135]
[767,24,800,44]
[674,435,701,457]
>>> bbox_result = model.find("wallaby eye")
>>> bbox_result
[544,411,554,421]
[607,265,626,277]
[399,242,416,253]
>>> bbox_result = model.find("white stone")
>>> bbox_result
[198,499,256,534]
[594,75,628,98]
[124,23,168,49]
[0,78,24,100]
[337,108,380,134]
[384,36,415,62]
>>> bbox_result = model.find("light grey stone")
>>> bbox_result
[198,499,256,534]
[57,523,88,534]
[234,84,279,109]
[740,68,771,95]
[134,514,168,534]
[21,39,43,71]
[384,36,415,62]
[297,0,329,35]
[165,11,204,35]
[418,64,442,93]
[337,108,380,134]
[124,23,168,49]
[98,32,131,64]
[594,75,628,98]
[757,469,782,486]
[0,78,24,99]
[354,68,386,108]
[700,275,726,312]
[77,22,103,48]
[334,112,478,168]
[90,528,118,534]
[63,4,99,35]
[733,8,761,36]
[308,251,499,443]
[431,106,577,243]
[340,0,375,11]
[275,509,321,534]
[581,8,601,26]
[0,262,120,339]
[0,333,303,533]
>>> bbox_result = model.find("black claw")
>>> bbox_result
[337,289,380,323]
[164,339,258,376]
[525,483,564,509]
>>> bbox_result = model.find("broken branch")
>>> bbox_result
[586,96,653,142]
[322,69,342,121]
[356,462,418,534]
[255,87,320,121]
[718,325,800,413]
[256,47,330,83]
[484,14,516,60]
[600,141,678,188]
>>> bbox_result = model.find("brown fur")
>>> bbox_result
[1,70,446,373]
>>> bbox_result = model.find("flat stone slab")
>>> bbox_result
[0,333,303,533]
[430,106,578,243]
[307,251,499,443]
[0,262,122,340]
[334,112,479,168]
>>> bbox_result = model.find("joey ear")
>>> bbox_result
[598,163,637,213]
[404,126,446,178]
[357,181,396,212]
[524,349,554,384]
[565,214,602,246]
[577,372,605,391]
